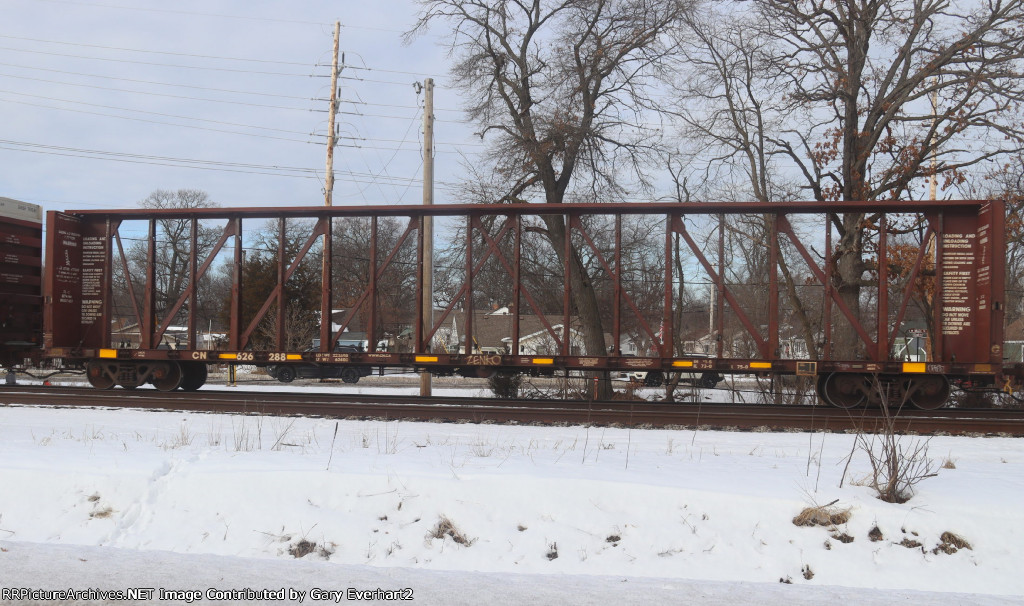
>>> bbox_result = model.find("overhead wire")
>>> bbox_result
[0,138,434,186]
[22,0,332,27]
[0,45,329,77]
[0,34,315,66]
[0,71,320,111]
[0,95,317,144]
[0,90,323,136]
[352,105,423,201]
[0,61,314,100]
[340,98,463,114]
[0,91,477,152]
[0,13,488,193]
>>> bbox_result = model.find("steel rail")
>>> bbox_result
[2,387,1022,436]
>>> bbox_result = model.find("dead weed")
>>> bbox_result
[933,532,972,555]
[793,501,851,527]
[430,515,475,546]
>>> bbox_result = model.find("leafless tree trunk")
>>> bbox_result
[408,0,692,397]
[675,1,1024,358]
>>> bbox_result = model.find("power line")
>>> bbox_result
[0,89,322,136]
[350,107,423,201]
[343,63,438,79]
[0,34,314,66]
[338,74,418,87]
[0,71,321,112]
[23,0,332,27]
[0,138,433,186]
[0,45,328,77]
[0,139,320,178]
[0,61,317,100]
[25,1,418,34]
[0,95,317,144]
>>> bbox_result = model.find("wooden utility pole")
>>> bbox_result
[420,78,434,397]
[324,20,340,206]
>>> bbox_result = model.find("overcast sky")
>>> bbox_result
[1,0,480,215]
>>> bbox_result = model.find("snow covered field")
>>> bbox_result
[1,383,1023,604]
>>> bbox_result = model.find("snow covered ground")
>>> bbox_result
[1,382,1023,604]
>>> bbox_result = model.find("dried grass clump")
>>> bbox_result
[430,515,475,546]
[288,539,333,559]
[289,539,317,558]
[933,532,972,555]
[89,506,113,519]
[792,502,851,527]
[868,526,884,542]
[830,531,854,544]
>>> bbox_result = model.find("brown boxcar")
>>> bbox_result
[0,197,43,367]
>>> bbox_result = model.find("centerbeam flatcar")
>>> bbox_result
[1,199,1018,407]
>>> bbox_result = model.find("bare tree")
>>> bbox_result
[979,156,1024,326]
[675,1,1024,357]
[331,217,417,346]
[118,189,222,333]
[408,0,692,397]
[236,219,322,351]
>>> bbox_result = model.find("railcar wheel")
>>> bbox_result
[151,362,183,392]
[86,360,115,390]
[179,362,208,391]
[699,372,721,389]
[340,367,360,384]
[276,366,296,383]
[644,370,665,387]
[821,373,869,408]
[905,375,950,410]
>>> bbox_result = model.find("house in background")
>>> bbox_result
[110,319,223,350]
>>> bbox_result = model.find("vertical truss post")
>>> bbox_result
[613,214,622,355]
[513,215,522,356]
[276,217,287,350]
[464,215,474,355]
[563,214,571,357]
[416,216,425,353]
[768,214,779,359]
[188,218,198,350]
[824,216,833,360]
[716,214,725,358]
[368,216,378,352]
[662,214,674,357]
[101,220,113,349]
[989,200,1006,364]
[320,216,333,353]
[142,218,156,350]
[114,230,142,338]
[229,217,243,351]
[877,213,888,360]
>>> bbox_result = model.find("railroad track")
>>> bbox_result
[2,386,1023,436]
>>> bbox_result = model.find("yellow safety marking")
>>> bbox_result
[672,360,695,368]
[415,355,439,363]
[99,349,117,358]
[218,353,238,360]
[750,362,772,369]
[532,358,554,365]
[902,362,926,373]
[286,354,303,360]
